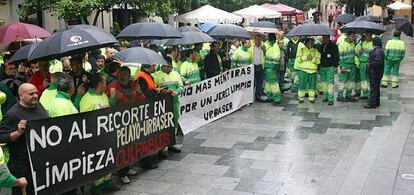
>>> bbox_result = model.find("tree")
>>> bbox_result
[18,0,54,26]
[338,0,393,16]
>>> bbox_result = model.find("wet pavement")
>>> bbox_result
[106,33,414,195]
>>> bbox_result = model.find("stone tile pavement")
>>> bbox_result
[100,33,414,195]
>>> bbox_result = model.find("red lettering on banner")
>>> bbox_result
[115,131,172,168]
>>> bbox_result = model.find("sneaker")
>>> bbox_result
[127,169,138,176]
[392,85,399,88]
[299,100,304,103]
[309,100,315,104]
[337,97,347,102]
[328,102,334,106]
[120,176,130,184]
[381,84,387,88]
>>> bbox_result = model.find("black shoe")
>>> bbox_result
[360,96,368,100]
[328,102,334,106]
[381,84,387,88]
[168,146,182,153]
[337,97,347,102]
[298,100,304,103]
[271,102,281,106]
[305,93,309,97]
[158,150,168,159]
[364,104,378,109]
[346,97,358,102]
[141,163,159,169]
[322,98,328,102]
[309,100,315,104]
[353,93,361,98]
[392,85,399,88]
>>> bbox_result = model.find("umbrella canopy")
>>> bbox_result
[178,26,202,33]
[233,5,282,19]
[354,15,382,23]
[199,22,217,33]
[207,24,251,39]
[113,47,167,65]
[340,20,385,35]
[175,5,242,24]
[392,16,413,37]
[9,43,39,64]
[245,21,279,33]
[388,2,412,10]
[286,24,333,36]
[117,22,182,40]
[0,22,51,44]
[165,31,214,46]
[28,25,117,62]
[336,14,356,24]
[261,3,297,16]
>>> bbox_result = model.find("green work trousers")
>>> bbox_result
[298,70,317,101]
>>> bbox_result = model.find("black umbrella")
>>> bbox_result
[112,47,167,65]
[354,15,382,23]
[178,26,202,33]
[340,20,385,35]
[28,25,117,62]
[392,16,413,37]
[117,22,183,40]
[165,31,214,46]
[286,24,333,36]
[9,43,39,64]
[207,24,251,39]
[336,14,356,24]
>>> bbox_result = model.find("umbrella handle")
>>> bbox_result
[21,186,27,195]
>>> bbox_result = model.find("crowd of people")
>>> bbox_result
[0,18,407,195]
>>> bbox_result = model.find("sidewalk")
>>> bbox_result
[105,31,414,195]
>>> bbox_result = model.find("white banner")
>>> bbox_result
[179,65,254,134]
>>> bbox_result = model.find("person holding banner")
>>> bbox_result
[105,66,143,184]
[79,74,120,194]
[0,83,49,195]
[153,56,183,153]
[136,64,172,169]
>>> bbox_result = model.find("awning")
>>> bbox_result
[261,3,301,16]
[233,5,282,19]
[175,5,243,24]
[387,2,412,10]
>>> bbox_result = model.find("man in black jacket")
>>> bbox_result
[365,37,384,108]
[318,35,339,105]
[0,83,49,195]
[204,42,222,79]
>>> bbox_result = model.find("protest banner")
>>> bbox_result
[26,95,175,195]
[179,65,254,134]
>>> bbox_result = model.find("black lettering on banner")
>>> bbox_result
[26,95,175,195]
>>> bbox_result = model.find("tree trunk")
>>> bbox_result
[36,9,43,27]
[93,10,102,26]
